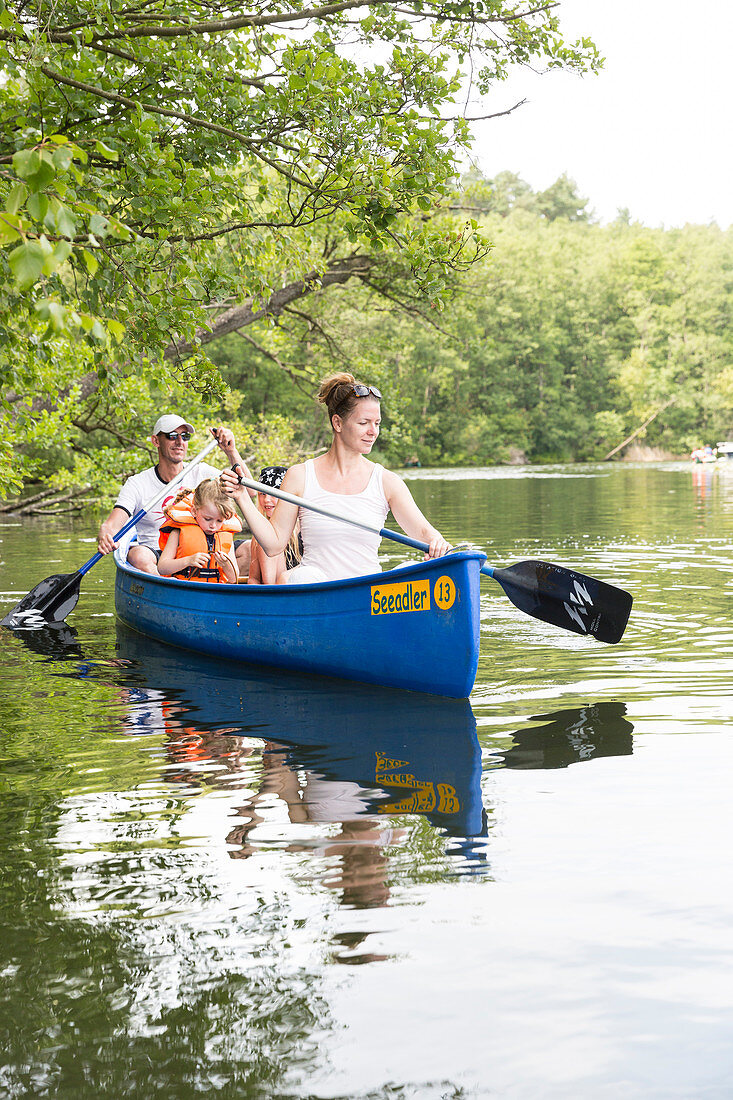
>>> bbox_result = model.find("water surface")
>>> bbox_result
[1,461,732,1098]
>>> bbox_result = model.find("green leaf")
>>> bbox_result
[40,300,67,333]
[107,319,125,343]
[41,239,73,275]
[0,212,25,244]
[12,149,38,179]
[51,199,77,238]
[52,145,74,172]
[8,240,45,290]
[107,218,131,240]
[6,183,27,215]
[27,192,49,222]
[89,214,109,238]
[94,140,119,161]
[82,249,99,276]
[20,150,57,192]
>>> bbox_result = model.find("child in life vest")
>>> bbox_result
[247,466,302,584]
[158,479,242,583]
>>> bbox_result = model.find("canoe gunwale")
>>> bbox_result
[113,545,486,594]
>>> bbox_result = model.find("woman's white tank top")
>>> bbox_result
[296,459,389,582]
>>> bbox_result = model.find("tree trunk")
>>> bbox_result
[603,399,675,461]
[165,255,374,361]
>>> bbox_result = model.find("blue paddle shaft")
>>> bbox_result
[378,527,495,575]
[235,473,491,570]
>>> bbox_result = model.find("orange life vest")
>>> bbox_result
[160,494,242,582]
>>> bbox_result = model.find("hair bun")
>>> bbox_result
[317,372,355,407]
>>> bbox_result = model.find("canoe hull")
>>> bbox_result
[114,550,485,698]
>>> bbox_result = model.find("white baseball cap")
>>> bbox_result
[152,414,194,435]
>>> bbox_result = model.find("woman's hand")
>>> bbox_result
[424,533,452,559]
[213,434,257,498]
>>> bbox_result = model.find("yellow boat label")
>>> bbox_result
[375,752,460,815]
[370,578,430,615]
[433,575,457,610]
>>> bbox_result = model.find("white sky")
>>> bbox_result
[465,0,733,228]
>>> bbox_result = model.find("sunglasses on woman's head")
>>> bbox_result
[351,384,382,399]
[160,431,192,441]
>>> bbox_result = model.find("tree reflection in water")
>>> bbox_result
[1,622,640,1094]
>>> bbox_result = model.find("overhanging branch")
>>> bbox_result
[164,254,374,361]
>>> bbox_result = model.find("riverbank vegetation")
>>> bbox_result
[1,0,731,504]
[206,174,733,470]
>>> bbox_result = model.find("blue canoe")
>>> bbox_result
[114,548,486,698]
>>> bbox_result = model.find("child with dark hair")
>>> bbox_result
[247,466,302,584]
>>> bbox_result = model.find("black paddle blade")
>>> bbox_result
[1,571,83,628]
[487,560,633,644]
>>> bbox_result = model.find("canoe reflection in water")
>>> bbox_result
[493,702,634,770]
[115,626,489,915]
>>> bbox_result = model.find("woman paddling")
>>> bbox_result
[221,373,450,582]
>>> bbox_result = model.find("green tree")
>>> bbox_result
[0,0,600,493]
[457,168,590,221]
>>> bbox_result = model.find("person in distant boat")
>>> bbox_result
[245,466,303,584]
[158,480,241,583]
[220,372,450,583]
[96,414,254,575]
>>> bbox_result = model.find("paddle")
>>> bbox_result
[1,436,220,628]
[232,471,633,644]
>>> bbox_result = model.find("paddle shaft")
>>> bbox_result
[234,472,632,644]
[79,436,221,576]
[237,473,518,571]
[236,473,437,556]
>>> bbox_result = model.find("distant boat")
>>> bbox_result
[716,442,733,461]
[691,446,718,463]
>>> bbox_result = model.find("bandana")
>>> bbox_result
[258,465,288,489]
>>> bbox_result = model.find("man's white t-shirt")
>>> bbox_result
[115,461,222,550]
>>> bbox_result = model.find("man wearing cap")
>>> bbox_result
[97,415,253,575]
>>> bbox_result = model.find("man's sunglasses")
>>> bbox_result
[160,431,192,441]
